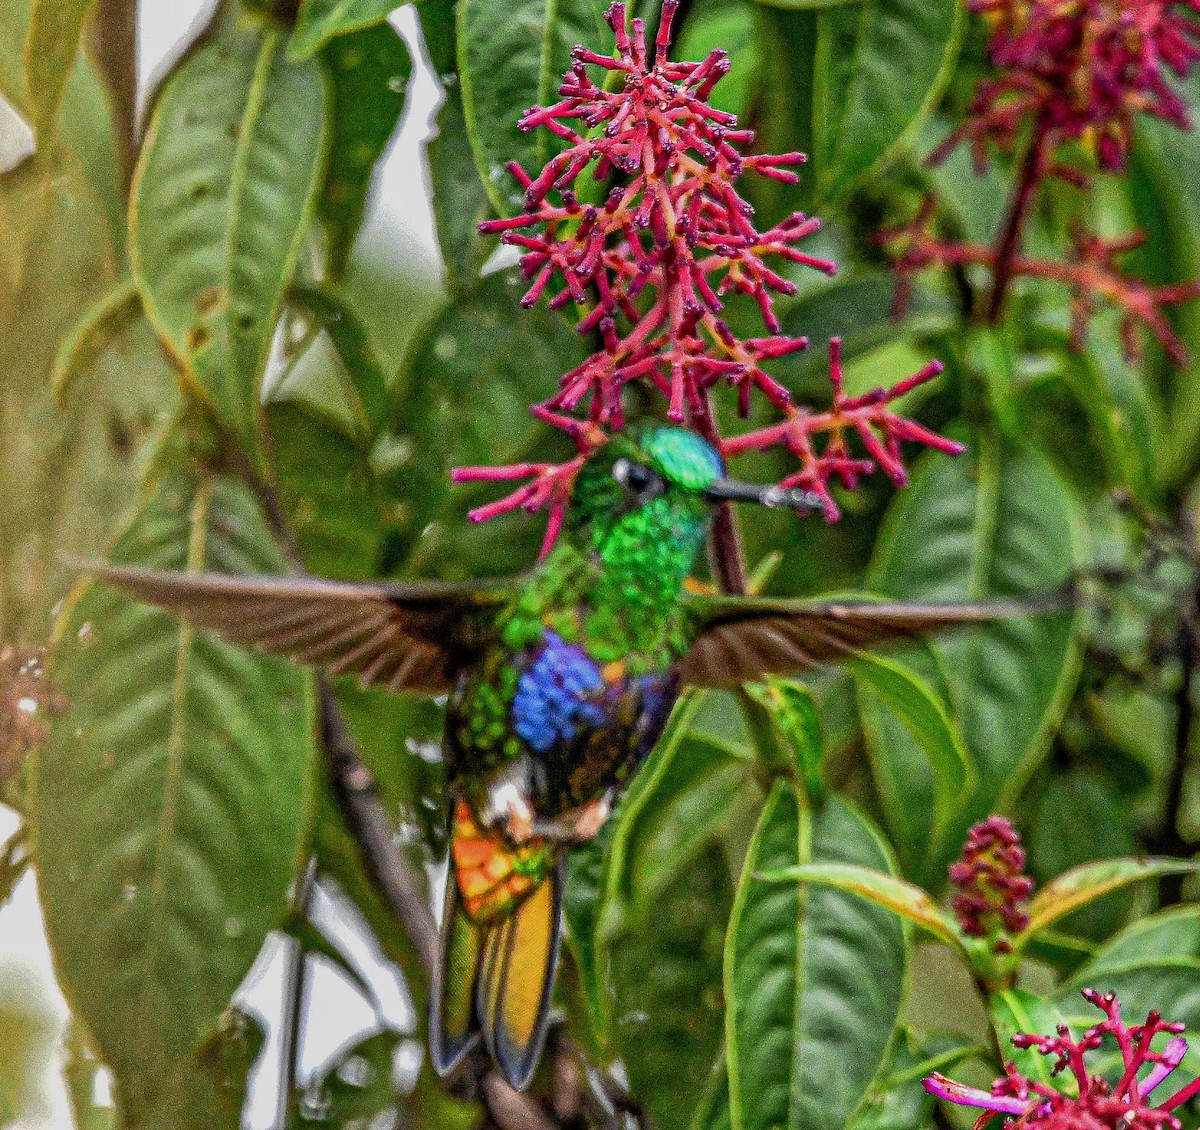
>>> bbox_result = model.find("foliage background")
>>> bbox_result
[1,0,1200,1128]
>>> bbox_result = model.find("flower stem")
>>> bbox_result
[987,114,1051,323]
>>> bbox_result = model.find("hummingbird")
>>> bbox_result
[85,427,1049,1090]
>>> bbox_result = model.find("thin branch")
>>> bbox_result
[319,678,439,973]
[86,0,139,195]
[987,114,1051,322]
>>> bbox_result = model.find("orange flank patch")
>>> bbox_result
[684,576,716,595]
[602,660,626,683]
[451,799,553,922]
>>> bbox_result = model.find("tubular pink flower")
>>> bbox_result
[462,1,954,547]
[925,990,1200,1129]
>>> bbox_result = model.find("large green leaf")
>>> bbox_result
[865,432,1085,885]
[808,0,962,199]
[725,786,908,1130]
[23,0,98,146]
[32,474,317,1124]
[131,9,329,449]
[292,0,399,60]
[319,22,410,279]
[989,990,1073,1093]
[848,651,974,849]
[457,0,608,215]
[1057,906,1200,1033]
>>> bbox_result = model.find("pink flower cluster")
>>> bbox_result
[926,989,1200,1129]
[948,816,1034,947]
[954,0,1200,173]
[456,1,958,555]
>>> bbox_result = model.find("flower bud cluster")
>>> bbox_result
[948,815,1034,945]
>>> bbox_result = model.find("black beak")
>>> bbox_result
[705,479,824,513]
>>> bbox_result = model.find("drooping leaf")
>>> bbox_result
[457,0,608,215]
[866,431,1085,886]
[763,861,963,951]
[849,651,975,850]
[725,786,908,1130]
[33,474,317,1124]
[291,0,400,60]
[319,21,410,278]
[1025,858,1200,941]
[131,9,329,449]
[22,0,98,146]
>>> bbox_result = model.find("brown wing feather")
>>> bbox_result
[84,564,511,694]
[681,595,1067,688]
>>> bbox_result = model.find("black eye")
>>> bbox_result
[613,458,661,497]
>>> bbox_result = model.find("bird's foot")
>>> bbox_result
[529,795,612,845]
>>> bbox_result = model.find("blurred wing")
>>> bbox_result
[680,593,1067,688]
[84,564,513,694]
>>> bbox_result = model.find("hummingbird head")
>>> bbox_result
[565,427,822,568]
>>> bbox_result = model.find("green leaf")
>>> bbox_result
[850,1033,978,1130]
[690,1061,733,1130]
[1057,906,1200,1033]
[763,861,963,951]
[33,474,317,1124]
[725,787,908,1130]
[809,0,963,199]
[285,284,391,437]
[744,678,826,802]
[675,0,758,118]
[131,10,330,449]
[319,21,410,278]
[457,0,608,215]
[848,652,975,850]
[1025,858,1200,941]
[563,816,616,1041]
[866,432,1085,885]
[989,990,1073,1093]
[430,84,493,291]
[23,0,98,145]
[266,402,389,579]
[298,1030,401,1123]
[390,270,587,571]
[51,278,143,404]
[292,0,399,60]
[609,842,733,1130]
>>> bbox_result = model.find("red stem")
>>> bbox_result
[988,114,1052,322]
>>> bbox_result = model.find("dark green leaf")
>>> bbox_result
[564,817,616,1041]
[430,84,492,291]
[131,10,329,448]
[285,284,392,437]
[609,842,733,1130]
[33,474,316,1124]
[866,432,1084,885]
[292,0,399,59]
[458,0,608,215]
[850,1032,978,1130]
[319,22,410,279]
[725,787,908,1130]
[809,0,963,199]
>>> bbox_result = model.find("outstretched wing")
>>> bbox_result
[83,564,514,694]
[680,592,1069,688]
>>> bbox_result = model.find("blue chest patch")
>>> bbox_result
[512,632,608,753]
